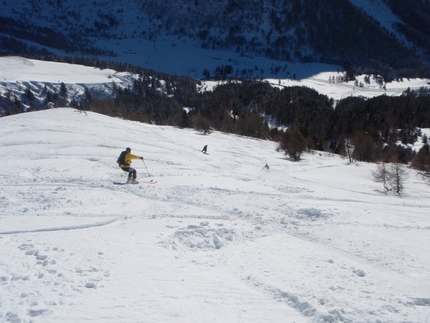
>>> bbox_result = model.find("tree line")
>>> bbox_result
[83,76,430,178]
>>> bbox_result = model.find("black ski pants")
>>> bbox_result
[121,167,137,179]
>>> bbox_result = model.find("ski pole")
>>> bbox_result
[142,159,151,177]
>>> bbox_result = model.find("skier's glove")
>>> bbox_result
[140,157,144,160]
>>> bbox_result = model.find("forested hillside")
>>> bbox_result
[1,0,429,79]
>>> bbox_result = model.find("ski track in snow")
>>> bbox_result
[0,109,430,323]
[0,218,118,235]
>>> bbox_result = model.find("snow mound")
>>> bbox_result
[161,222,236,250]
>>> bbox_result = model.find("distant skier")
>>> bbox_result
[117,147,144,184]
[262,163,270,171]
[201,145,208,154]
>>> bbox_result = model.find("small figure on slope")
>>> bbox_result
[117,147,144,184]
[201,145,208,154]
[261,163,270,171]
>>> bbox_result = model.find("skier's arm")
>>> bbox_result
[128,153,142,160]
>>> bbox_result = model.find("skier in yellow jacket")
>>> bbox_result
[117,147,144,184]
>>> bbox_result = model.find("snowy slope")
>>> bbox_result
[1,56,429,107]
[0,57,137,111]
[0,108,429,323]
[264,72,430,101]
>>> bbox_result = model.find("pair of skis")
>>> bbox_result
[113,179,157,185]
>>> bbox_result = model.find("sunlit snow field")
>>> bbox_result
[0,108,429,323]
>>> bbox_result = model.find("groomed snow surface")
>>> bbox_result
[0,108,429,323]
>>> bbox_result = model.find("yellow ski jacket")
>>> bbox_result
[120,153,142,168]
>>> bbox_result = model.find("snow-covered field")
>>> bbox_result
[0,108,429,323]
[0,57,137,110]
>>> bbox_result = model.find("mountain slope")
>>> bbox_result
[1,56,428,118]
[0,108,429,322]
[1,0,429,79]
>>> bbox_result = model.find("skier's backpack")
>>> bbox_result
[116,151,127,167]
